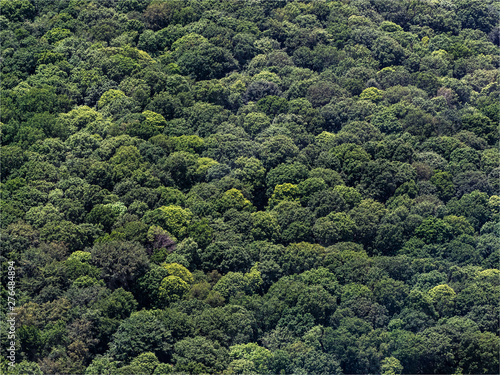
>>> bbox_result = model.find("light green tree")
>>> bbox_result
[269,183,300,208]
[359,87,384,102]
[381,356,403,375]
[428,284,456,317]
[130,352,160,374]
[218,189,254,212]
[143,206,193,239]
[98,89,127,109]
[161,262,194,284]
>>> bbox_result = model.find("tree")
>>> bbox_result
[414,216,453,244]
[2,1,500,372]
[5,360,43,375]
[143,205,193,239]
[90,241,149,289]
[84,355,119,375]
[162,263,193,283]
[447,190,491,231]
[430,171,455,201]
[136,265,170,308]
[412,72,439,96]
[194,305,256,346]
[454,171,490,198]
[217,189,254,213]
[272,201,314,244]
[109,145,144,181]
[25,203,64,229]
[93,288,138,321]
[306,81,345,107]
[358,160,416,202]
[266,162,308,193]
[228,343,272,374]
[331,143,371,182]
[359,87,384,102]
[232,157,266,194]
[333,186,362,209]
[457,0,497,33]
[313,212,356,246]
[349,199,386,248]
[308,188,347,218]
[458,331,500,374]
[0,0,35,22]
[97,89,126,109]
[39,221,88,252]
[173,336,229,373]
[380,356,403,375]
[86,204,120,232]
[281,242,326,275]
[259,135,299,169]
[146,92,181,120]
[244,80,281,103]
[159,275,190,306]
[373,277,409,315]
[460,112,496,144]
[268,183,300,208]
[322,317,376,374]
[65,251,100,281]
[286,340,342,374]
[428,284,456,317]
[243,112,271,135]
[257,95,288,117]
[108,309,172,362]
[213,271,250,300]
[178,43,238,80]
[129,352,160,374]
[373,35,405,67]
[371,107,401,134]
[250,211,280,242]
[127,110,167,140]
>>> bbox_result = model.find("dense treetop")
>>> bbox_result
[1,0,499,374]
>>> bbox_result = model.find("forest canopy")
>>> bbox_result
[0,0,499,374]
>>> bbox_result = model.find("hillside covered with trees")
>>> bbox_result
[1,0,499,374]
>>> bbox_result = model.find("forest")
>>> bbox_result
[0,0,499,374]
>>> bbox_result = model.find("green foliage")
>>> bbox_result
[177,42,238,80]
[2,1,499,373]
[162,262,194,284]
[313,212,356,246]
[143,206,193,239]
[173,336,229,373]
[4,360,43,375]
[381,356,403,375]
[127,110,167,140]
[90,241,149,289]
[430,170,455,201]
[109,310,172,362]
[415,217,453,244]
[360,87,384,102]
[0,0,35,22]
[43,28,71,44]
[428,284,457,316]
[65,251,100,280]
[98,89,127,109]
[217,189,254,213]
[269,183,300,208]
[159,275,190,305]
[243,112,271,135]
[170,135,204,153]
[130,352,160,374]
[228,343,272,374]
[213,264,263,299]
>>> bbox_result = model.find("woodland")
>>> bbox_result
[0,0,499,374]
